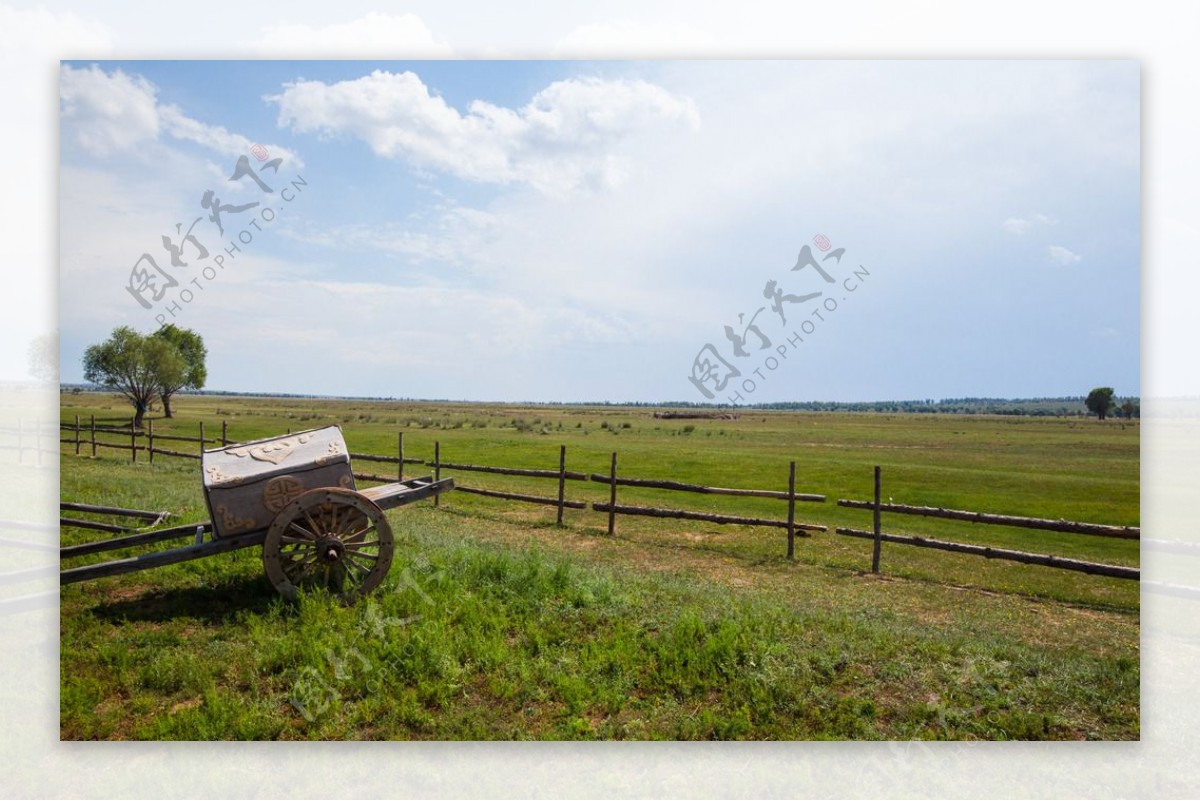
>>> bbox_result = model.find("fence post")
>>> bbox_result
[787,461,796,560]
[90,415,96,458]
[872,465,882,574]
[607,452,618,536]
[75,415,81,456]
[221,419,228,447]
[557,445,567,526]
[199,422,206,454]
[130,417,137,463]
[148,418,155,464]
[35,417,42,467]
[16,418,22,465]
[434,441,441,507]
[397,432,404,482]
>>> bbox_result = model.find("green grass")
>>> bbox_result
[58,393,1139,740]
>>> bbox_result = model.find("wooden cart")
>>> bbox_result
[60,426,453,602]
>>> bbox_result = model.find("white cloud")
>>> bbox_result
[554,20,720,57]
[59,65,160,156]
[249,12,451,57]
[0,5,109,57]
[1048,244,1082,265]
[284,205,500,266]
[1002,217,1031,235]
[269,70,699,195]
[60,64,301,165]
[159,105,297,166]
[1002,213,1057,235]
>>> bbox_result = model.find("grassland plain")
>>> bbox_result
[59,393,1139,740]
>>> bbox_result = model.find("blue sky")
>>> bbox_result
[57,59,1140,403]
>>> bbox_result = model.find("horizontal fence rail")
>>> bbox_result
[837,499,1139,539]
[593,502,826,532]
[588,474,825,502]
[445,461,588,481]
[458,485,588,509]
[835,526,1138,580]
[349,452,426,466]
[836,465,1140,582]
[150,447,201,460]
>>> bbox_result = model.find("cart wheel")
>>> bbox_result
[262,488,395,602]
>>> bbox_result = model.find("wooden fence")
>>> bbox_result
[0,418,59,466]
[60,415,229,462]
[587,452,826,557]
[59,419,1141,576]
[59,418,828,558]
[834,465,1139,581]
[0,516,57,616]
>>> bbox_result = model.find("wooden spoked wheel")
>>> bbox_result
[262,488,394,602]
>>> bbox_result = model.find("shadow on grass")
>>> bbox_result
[91,574,278,625]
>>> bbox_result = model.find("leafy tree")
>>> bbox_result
[1085,387,1116,421]
[27,331,58,383]
[1121,400,1138,420]
[83,327,183,428]
[150,324,207,418]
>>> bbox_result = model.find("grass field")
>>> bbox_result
[59,393,1140,740]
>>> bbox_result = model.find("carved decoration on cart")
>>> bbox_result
[262,475,307,513]
[315,438,344,465]
[204,464,230,483]
[215,504,257,534]
[227,433,313,465]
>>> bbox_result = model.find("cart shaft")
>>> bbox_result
[360,476,454,511]
[60,530,264,585]
[61,521,214,559]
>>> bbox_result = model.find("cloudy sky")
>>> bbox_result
[56,58,1138,403]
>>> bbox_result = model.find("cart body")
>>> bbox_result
[202,426,355,539]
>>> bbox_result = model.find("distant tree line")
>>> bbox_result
[62,378,1141,419]
[743,397,1138,417]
